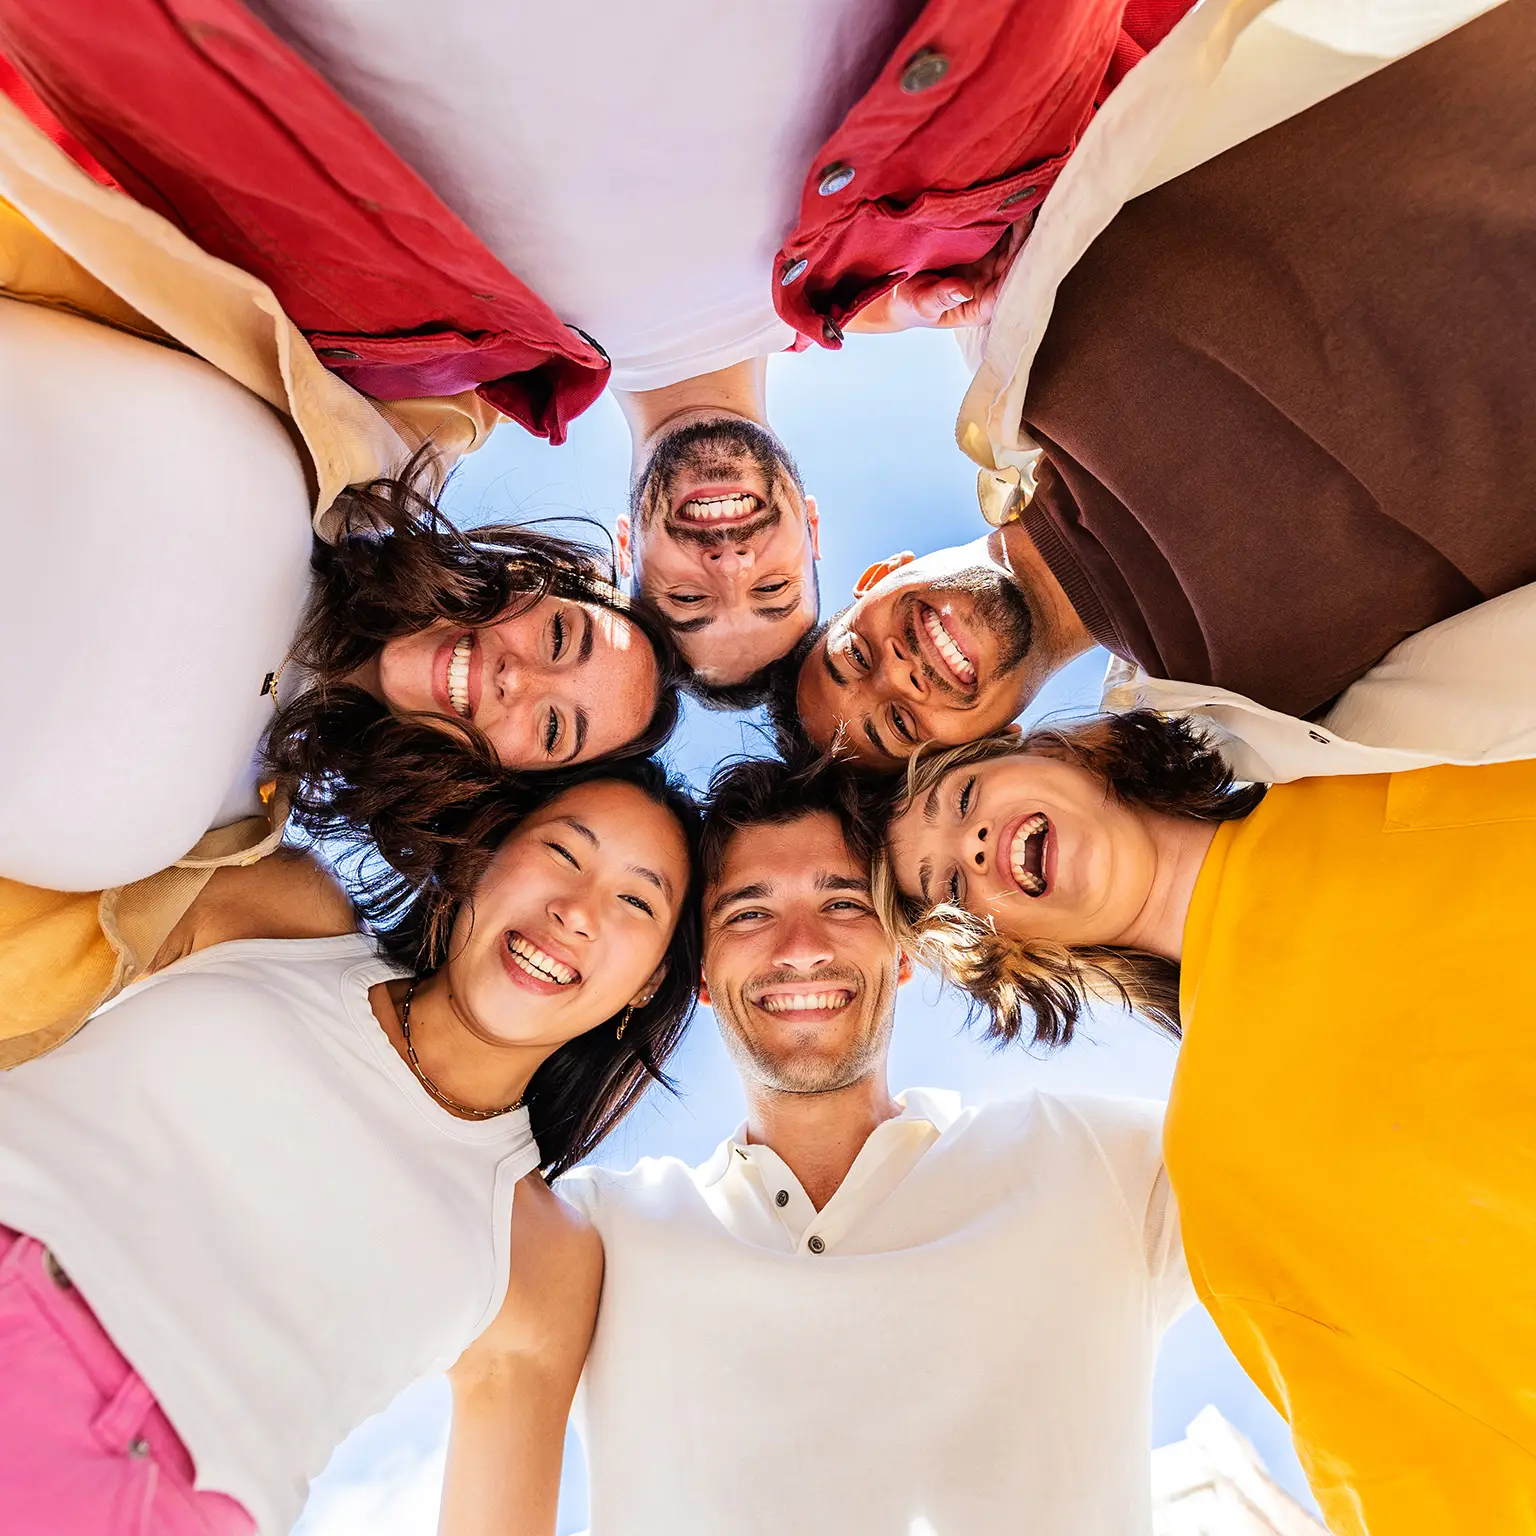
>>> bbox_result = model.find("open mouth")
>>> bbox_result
[506,932,580,987]
[919,604,977,687]
[1006,813,1050,898]
[673,491,764,525]
[751,986,855,1016]
[447,633,474,719]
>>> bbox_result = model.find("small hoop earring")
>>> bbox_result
[616,1005,634,1041]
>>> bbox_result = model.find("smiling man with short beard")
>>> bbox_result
[553,754,1193,1536]
[615,358,821,695]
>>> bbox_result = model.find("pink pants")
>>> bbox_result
[0,1225,254,1536]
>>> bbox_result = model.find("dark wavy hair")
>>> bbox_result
[352,757,704,1178]
[265,450,686,865]
[868,710,1266,1050]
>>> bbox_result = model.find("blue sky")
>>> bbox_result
[297,330,1319,1534]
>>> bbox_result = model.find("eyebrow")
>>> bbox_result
[709,880,770,918]
[922,784,941,825]
[669,614,715,635]
[816,873,870,894]
[822,645,848,689]
[918,859,932,904]
[578,608,594,664]
[559,710,589,765]
[861,717,896,763]
[556,816,599,845]
[753,602,801,622]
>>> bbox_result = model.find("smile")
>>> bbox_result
[1006,813,1050,898]
[754,988,855,1014]
[506,933,579,986]
[675,493,763,524]
[921,604,977,686]
[447,633,474,719]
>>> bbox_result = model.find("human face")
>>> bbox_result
[623,416,819,683]
[444,779,690,1051]
[887,753,1158,949]
[797,538,1044,768]
[701,812,908,1094]
[375,592,660,769]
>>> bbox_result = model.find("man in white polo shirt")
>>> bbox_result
[555,755,1191,1534]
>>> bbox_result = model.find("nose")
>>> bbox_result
[966,818,992,874]
[772,911,834,974]
[546,887,595,942]
[709,543,755,578]
[878,633,926,702]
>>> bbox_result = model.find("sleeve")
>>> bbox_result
[1067,1093,1195,1331]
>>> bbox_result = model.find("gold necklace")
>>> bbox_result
[399,982,523,1120]
[260,655,291,710]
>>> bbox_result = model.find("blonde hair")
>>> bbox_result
[870,712,1264,1049]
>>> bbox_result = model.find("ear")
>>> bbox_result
[855,551,915,596]
[697,968,712,1009]
[805,494,821,561]
[1000,721,1024,741]
[628,958,667,1011]
[896,951,914,987]
[615,514,634,580]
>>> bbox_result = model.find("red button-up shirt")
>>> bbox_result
[1,0,1192,422]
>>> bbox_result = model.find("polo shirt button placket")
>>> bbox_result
[775,1189,789,1207]
[807,1235,826,1255]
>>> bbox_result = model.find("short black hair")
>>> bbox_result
[700,750,876,889]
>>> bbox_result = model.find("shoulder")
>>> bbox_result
[515,1172,603,1280]
[963,1090,1168,1179]
[150,849,356,970]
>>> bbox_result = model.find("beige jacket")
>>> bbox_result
[0,98,499,1058]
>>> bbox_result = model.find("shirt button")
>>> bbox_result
[807,1235,826,1255]
[1308,730,1330,744]
[315,346,361,360]
[817,162,856,196]
[899,48,950,93]
[999,185,1038,210]
[780,258,809,286]
[128,1438,151,1458]
[775,1189,789,1208]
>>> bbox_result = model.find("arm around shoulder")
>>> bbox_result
[441,1174,604,1536]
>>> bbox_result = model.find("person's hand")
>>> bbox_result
[845,225,1023,334]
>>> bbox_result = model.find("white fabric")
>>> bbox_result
[955,0,1506,476]
[562,1088,1190,1536]
[1102,578,1536,782]
[0,298,314,891]
[249,0,920,392]
[0,935,540,1536]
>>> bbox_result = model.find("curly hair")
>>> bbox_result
[347,756,704,1179]
[264,449,685,866]
[868,710,1266,1050]
[757,619,830,756]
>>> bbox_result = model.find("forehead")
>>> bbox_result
[709,811,863,893]
[517,779,682,858]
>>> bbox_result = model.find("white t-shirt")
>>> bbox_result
[0,298,314,891]
[561,1088,1191,1535]
[248,0,922,390]
[0,935,540,1536]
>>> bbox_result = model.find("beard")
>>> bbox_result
[713,967,895,1096]
[916,567,1035,681]
[631,417,805,544]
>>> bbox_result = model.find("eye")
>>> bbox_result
[889,709,916,745]
[724,907,768,925]
[551,609,567,661]
[668,592,706,606]
[958,775,976,819]
[752,580,788,596]
[619,894,656,917]
[945,870,962,905]
[545,840,580,869]
[825,898,872,916]
[544,708,561,755]
[845,632,870,672]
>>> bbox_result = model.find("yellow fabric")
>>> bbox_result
[0,102,501,1060]
[1167,760,1536,1535]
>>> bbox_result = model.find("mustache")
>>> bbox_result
[631,416,803,531]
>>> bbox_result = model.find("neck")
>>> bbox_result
[742,1066,901,1212]
[995,520,1094,662]
[370,974,545,1118]
[615,357,770,451]
[1118,815,1220,963]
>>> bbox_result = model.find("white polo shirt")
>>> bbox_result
[561,1088,1191,1536]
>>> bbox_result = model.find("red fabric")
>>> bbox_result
[774,0,1198,344]
[0,0,608,442]
[0,56,117,187]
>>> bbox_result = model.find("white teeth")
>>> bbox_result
[508,935,577,986]
[447,634,473,719]
[923,607,977,685]
[1008,813,1049,897]
[757,990,854,1013]
[678,493,759,521]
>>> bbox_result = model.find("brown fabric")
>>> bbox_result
[1020,0,1536,718]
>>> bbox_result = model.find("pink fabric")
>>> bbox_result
[0,1225,254,1536]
